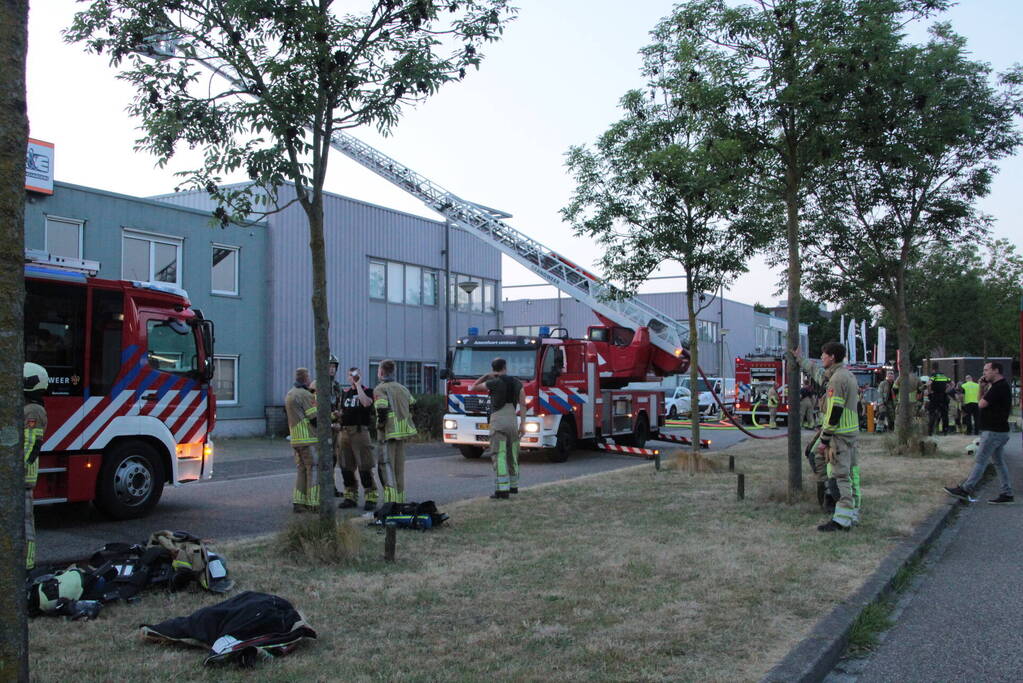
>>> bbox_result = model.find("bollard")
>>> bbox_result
[654,451,661,471]
[867,402,875,432]
[736,473,745,501]
[384,525,396,562]
[728,455,735,472]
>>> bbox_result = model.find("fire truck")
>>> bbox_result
[734,354,790,423]
[442,322,682,461]
[24,250,216,519]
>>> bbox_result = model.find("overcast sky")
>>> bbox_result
[26,1,1023,307]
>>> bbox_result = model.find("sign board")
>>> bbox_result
[25,138,54,195]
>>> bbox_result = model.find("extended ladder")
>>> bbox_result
[153,41,689,357]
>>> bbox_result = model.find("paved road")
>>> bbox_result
[828,434,1023,682]
[36,426,753,564]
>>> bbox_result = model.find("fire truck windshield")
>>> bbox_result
[146,318,201,376]
[452,347,537,380]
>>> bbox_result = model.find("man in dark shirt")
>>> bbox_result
[337,367,379,511]
[944,361,1014,504]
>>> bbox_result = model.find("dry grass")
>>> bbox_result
[277,515,363,565]
[30,433,971,682]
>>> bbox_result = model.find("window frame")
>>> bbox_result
[122,228,184,287]
[44,214,84,260]
[369,260,386,300]
[213,354,239,406]
[211,243,240,296]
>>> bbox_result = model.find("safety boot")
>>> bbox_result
[817,520,850,532]
[490,491,510,500]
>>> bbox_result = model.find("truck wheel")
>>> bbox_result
[621,414,650,448]
[548,419,576,463]
[459,445,485,459]
[668,405,678,419]
[95,441,165,520]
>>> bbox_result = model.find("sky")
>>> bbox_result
[25,1,1023,308]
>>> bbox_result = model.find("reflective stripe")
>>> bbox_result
[833,505,855,527]
[23,427,43,485]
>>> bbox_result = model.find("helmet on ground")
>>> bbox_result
[24,362,48,393]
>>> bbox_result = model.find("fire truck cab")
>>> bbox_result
[24,250,216,519]
[442,326,666,462]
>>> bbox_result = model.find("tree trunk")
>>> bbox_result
[784,165,803,497]
[306,194,336,525]
[686,286,700,468]
[0,0,30,678]
[894,292,914,448]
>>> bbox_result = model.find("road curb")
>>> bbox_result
[760,498,961,683]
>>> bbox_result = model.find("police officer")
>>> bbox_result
[23,362,48,569]
[373,360,417,503]
[961,374,980,435]
[793,343,860,532]
[927,371,951,436]
[472,357,526,500]
[285,367,318,512]
[337,367,379,511]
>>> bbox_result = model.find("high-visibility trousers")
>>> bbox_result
[25,488,35,569]
[292,445,319,508]
[817,434,860,528]
[490,412,520,493]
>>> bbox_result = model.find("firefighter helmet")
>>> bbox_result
[24,362,49,393]
[329,354,339,367]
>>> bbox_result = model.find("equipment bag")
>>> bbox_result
[373,501,449,530]
[147,530,234,594]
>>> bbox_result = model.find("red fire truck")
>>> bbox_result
[442,321,684,461]
[734,354,789,423]
[25,251,216,519]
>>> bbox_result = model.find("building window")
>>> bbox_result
[484,282,496,313]
[45,216,83,260]
[387,261,404,304]
[697,320,719,343]
[369,261,386,300]
[122,230,182,286]
[405,265,422,305]
[213,355,238,405]
[423,270,438,306]
[368,360,439,394]
[211,244,239,295]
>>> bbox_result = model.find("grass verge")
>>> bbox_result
[30,432,972,682]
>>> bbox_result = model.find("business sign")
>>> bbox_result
[25,139,54,195]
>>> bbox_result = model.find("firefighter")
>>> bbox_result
[792,343,860,532]
[23,362,48,569]
[767,384,780,428]
[373,359,417,503]
[285,367,318,513]
[337,367,379,511]
[877,370,896,433]
[323,354,343,498]
[472,357,527,500]
[799,380,815,429]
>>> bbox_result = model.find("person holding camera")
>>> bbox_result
[337,367,379,511]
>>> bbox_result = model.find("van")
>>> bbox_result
[665,377,736,419]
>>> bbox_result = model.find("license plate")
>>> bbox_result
[477,423,490,430]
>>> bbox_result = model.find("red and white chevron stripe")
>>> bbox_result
[597,441,660,458]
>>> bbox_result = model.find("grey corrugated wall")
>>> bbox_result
[154,183,500,404]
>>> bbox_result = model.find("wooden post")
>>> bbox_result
[728,455,735,472]
[384,526,396,562]
[737,473,745,501]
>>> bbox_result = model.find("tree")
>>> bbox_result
[0,0,29,677]
[649,0,945,496]
[67,1,514,525]
[563,26,769,461]
[801,26,1023,445]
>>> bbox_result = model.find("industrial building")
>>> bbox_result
[502,291,808,378]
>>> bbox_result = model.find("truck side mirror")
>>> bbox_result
[439,368,451,380]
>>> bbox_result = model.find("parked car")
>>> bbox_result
[665,377,736,419]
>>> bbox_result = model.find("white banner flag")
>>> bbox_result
[877,327,887,365]
[861,319,868,363]
[840,314,846,347]
[847,318,858,363]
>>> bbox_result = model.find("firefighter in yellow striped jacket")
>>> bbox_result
[793,342,861,532]
[373,359,417,503]
[23,362,49,569]
[285,367,319,512]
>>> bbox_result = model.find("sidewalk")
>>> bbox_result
[837,434,1023,682]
